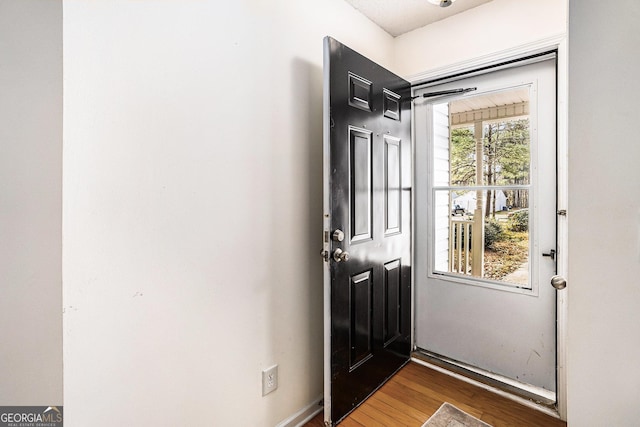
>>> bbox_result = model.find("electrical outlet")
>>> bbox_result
[262,364,278,396]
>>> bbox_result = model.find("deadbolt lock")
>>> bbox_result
[332,229,345,242]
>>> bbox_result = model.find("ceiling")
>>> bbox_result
[450,87,529,114]
[343,0,493,37]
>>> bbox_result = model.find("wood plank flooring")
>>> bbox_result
[304,362,566,427]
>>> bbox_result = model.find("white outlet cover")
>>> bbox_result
[262,364,278,396]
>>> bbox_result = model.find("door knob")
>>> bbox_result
[333,248,350,262]
[332,229,345,242]
[550,275,567,290]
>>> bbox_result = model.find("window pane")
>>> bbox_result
[434,189,530,288]
[448,87,531,188]
[450,126,477,186]
[432,102,451,187]
[481,119,530,186]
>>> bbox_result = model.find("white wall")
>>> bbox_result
[62,0,393,425]
[393,0,566,77]
[0,0,63,405]
[567,1,640,424]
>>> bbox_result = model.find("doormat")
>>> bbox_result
[422,402,493,427]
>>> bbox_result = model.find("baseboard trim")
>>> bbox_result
[276,394,323,427]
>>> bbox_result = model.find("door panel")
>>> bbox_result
[413,58,557,396]
[383,259,401,345]
[384,136,402,235]
[349,127,372,241]
[350,270,373,369]
[323,37,412,425]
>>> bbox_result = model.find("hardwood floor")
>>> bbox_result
[304,362,566,427]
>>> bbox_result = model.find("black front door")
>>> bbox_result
[323,37,412,425]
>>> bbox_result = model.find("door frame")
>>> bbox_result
[408,35,568,421]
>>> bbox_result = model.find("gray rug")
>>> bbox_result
[422,402,493,427]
